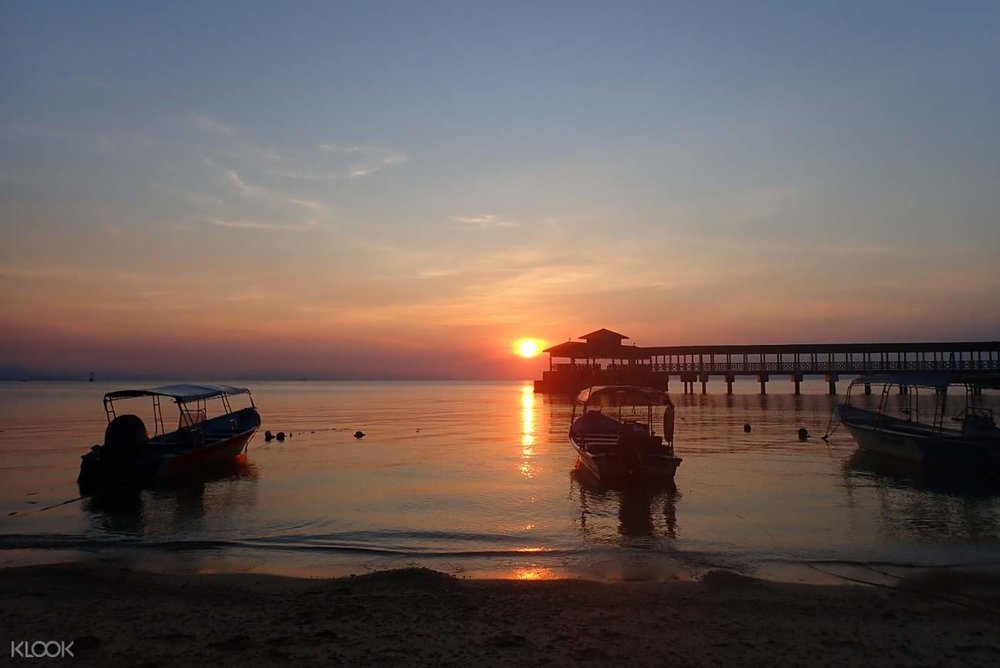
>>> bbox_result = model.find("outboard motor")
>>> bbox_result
[78,415,149,491]
[619,422,648,474]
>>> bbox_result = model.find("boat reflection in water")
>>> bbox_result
[845,449,1000,499]
[82,454,259,536]
[842,450,1000,543]
[571,463,680,543]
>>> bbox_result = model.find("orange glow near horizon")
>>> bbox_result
[514,338,544,359]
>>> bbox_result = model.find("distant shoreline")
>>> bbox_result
[2,560,998,666]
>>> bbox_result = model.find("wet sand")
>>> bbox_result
[2,561,999,666]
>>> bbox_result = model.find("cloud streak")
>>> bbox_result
[199,216,320,231]
[450,214,519,229]
[190,113,236,137]
[317,144,408,178]
[224,169,329,212]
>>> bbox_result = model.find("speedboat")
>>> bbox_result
[78,384,261,492]
[834,373,1000,470]
[569,385,681,481]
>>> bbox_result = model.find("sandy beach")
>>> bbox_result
[2,561,998,666]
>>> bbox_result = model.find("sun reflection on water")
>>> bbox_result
[520,385,538,478]
[511,565,556,581]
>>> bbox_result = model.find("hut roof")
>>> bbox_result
[580,328,629,342]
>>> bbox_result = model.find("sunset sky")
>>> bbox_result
[2,1,998,379]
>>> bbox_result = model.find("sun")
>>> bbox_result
[514,338,543,359]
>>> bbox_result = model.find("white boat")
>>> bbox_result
[569,385,681,481]
[78,384,261,492]
[834,373,1000,470]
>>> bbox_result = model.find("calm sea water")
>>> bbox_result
[1,379,999,583]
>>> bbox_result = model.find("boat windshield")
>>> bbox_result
[576,385,671,408]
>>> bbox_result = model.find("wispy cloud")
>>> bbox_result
[317,144,408,178]
[450,214,519,229]
[225,169,328,212]
[199,216,319,231]
[190,112,290,166]
[190,113,235,137]
[226,169,261,195]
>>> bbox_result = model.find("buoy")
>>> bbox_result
[798,428,809,441]
[743,423,752,433]
[276,431,285,442]
[354,431,365,439]
[264,430,273,442]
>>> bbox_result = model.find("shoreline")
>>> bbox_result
[4,542,1000,588]
[7,544,999,590]
[2,560,999,666]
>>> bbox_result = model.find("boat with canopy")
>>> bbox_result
[569,385,681,481]
[834,373,1000,469]
[78,384,261,491]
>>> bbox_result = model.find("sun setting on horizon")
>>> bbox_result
[514,339,544,359]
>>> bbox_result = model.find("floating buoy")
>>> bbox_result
[354,431,365,439]
[743,423,752,433]
[264,430,274,442]
[798,428,809,441]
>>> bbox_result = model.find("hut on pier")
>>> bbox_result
[533,330,660,394]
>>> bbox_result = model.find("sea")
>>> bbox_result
[2,379,999,584]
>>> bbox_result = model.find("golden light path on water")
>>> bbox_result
[520,384,537,479]
[516,384,551,575]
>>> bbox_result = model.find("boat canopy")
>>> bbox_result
[576,385,671,408]
[848,373,1000,391]
[104,384,252,403]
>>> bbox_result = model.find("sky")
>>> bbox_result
[1,1,999,379]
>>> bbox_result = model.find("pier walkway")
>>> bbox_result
[533,329,1000,395]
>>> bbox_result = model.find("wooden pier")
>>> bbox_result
[533,329,1000,395]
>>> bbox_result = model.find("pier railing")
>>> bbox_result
[554,360,1000,374]
[654,360,1000,373]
